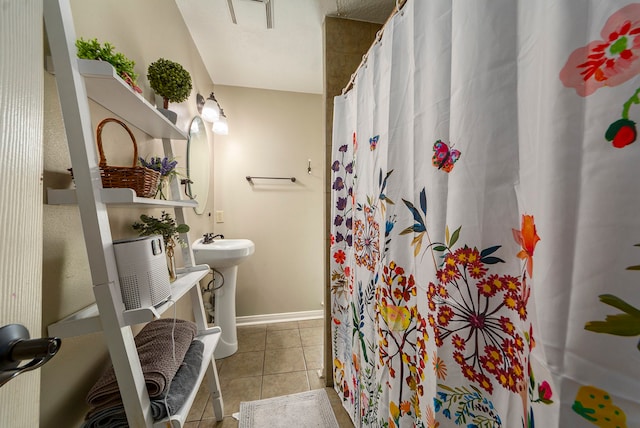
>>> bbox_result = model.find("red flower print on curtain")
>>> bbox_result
[560,3,640,96]
[428,239,527,397]
[425,216,552,427]
[561,4,640,148]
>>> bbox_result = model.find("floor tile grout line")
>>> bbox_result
[260,327,267,398]
[300,327,312,391]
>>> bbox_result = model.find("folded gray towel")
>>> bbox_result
[86,319,197,408]
[83,340,205,426]
[82,407,127,428]
[150,339,204,419]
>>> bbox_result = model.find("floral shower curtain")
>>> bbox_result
[329,1,640,427]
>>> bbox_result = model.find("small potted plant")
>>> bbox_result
[132,211,189,281]
[147,58,193,123]
[139,156,179,200]
[75,38,141,93]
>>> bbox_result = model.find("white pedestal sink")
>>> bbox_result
[192,237,255,359]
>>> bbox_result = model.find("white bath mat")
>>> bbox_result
[239,389,339,428]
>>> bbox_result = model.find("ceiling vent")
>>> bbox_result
[226,0,274,29]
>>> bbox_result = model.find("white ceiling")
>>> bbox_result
[175,0,395,94]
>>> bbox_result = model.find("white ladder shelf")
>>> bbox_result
[43,1,223,426]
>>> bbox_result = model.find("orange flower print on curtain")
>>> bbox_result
[512,214,540,279]
[560,3,640,148]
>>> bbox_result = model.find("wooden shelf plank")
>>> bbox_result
[47,266,210,338]
[47,303,102,338]
[47,188,198,208]
[78,59,187,140]
[153,327,222,428]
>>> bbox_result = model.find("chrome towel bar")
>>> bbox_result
[246,176,296,183]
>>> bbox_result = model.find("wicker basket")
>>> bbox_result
[93,118,160,198]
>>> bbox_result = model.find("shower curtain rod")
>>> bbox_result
[341,0,408,95]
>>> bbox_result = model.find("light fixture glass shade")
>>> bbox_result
[212,115,229,135]
[201,99,220,122]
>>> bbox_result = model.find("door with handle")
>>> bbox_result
[0,1,45,426]
[0,325,61,388]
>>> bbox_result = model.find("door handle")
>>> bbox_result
[0,324,61,388]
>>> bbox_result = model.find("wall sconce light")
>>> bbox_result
[201,92,221,123]
[198,92,229,135]
[212,110,229,135]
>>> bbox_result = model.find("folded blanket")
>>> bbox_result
[87,319,197,408]
[83,340,205,427]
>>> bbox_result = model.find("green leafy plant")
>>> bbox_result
[75,38,139,89]
[147,58,193,108]
[131,211,189,248]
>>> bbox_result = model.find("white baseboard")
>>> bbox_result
[236,310,323,326]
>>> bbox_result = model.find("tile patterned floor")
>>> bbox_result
[184,319,354,427]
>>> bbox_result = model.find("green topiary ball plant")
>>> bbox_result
[147,58,193,109]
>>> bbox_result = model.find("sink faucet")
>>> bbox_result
[202,233,224,244]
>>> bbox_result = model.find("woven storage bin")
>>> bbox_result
[94,118,160,198]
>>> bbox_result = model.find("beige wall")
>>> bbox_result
[41,0,214,425]
[211,85,325,317]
